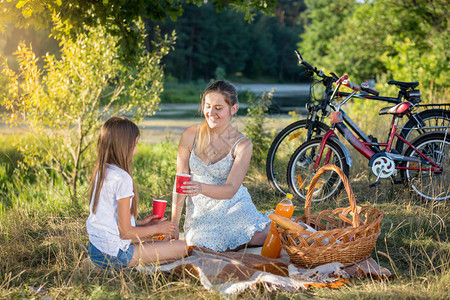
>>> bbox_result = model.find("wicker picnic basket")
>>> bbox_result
[277,164,383,268]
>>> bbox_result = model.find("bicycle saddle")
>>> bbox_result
[379,102,412,116]
[387,80,419,89]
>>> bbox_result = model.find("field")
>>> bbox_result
[0,114,449,299]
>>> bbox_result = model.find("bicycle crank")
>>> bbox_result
[370,155,396,178]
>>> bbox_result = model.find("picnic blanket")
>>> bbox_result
[136,246,392,295]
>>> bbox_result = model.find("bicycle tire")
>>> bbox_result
[266,120,329,194]
[400,132,450,201]
[286,138,350,202]
[396,109,450,153]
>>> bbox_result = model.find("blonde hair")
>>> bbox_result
[89,117,140,216]
[197,80,238,154]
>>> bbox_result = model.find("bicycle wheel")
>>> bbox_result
[266,120,329,194]
[400,132,450,201]
[287,138,349,202]
[396,109,450,153]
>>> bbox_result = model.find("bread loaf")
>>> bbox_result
[268,214,306,231]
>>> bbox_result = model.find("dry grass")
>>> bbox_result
[2,161,447,299]
[1,114,449,299]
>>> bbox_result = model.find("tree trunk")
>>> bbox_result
[71,122,84,208]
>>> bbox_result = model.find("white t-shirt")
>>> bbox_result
[86,164,136,256]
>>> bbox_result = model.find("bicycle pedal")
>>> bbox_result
[392,178,402,184]
[369,181,381,188]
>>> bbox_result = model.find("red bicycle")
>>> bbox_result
[286,74,450,202]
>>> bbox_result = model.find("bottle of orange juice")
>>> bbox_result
[261,193,294,258]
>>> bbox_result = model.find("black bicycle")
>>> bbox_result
[266,50,450,195]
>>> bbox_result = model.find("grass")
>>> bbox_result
[0,115,449,298]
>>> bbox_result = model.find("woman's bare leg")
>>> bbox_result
[227,224,270,251]
[247,224,270,246]
[128,240,188,267]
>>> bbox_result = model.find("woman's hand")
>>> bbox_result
[181,181,203,197]
[153,220,177,236]
[171,228,180,240]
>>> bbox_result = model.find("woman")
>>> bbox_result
[171,80,270,252]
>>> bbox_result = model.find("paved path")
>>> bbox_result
[234,83,309,95]
[155,83,309,118]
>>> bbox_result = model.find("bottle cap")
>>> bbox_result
[286,193,293,199]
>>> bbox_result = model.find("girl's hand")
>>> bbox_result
[181,181,202,197]
[148,217,167,225]
[153,221,177,235]
[138,214,167,226]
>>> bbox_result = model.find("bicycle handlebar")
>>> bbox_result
[340,77,380,96]
[295,50,380,97]
[342,79,361,92]
[294,50,316,73]
[336,75,348,85]
[360,82,380,96]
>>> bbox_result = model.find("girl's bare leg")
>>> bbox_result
[128,240,188,266]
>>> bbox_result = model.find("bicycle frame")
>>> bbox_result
[312,109,442,174]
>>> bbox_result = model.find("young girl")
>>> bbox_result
[171,80,270,252]
[86,117,187,268]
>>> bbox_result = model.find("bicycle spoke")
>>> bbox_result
[403,134,450,201]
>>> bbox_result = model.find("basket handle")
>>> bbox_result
[304,164,360,228]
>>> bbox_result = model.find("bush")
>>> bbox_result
[0,22,174,205]
[243,90,273,171]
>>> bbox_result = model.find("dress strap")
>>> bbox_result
[230,135,249,156]
[192,130,199,152]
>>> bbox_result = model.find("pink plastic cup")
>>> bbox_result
[176,173,191,194]
[152,199,167,219]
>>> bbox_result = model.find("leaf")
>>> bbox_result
[22,8,33,18]
[16,1,28,9]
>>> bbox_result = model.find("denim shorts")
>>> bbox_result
[88,241,134,269]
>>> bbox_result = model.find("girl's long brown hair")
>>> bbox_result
[197,80,239,154]
[89,117,140,216]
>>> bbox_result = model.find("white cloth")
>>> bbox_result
[136,246,392,295]
[86,164,135,256]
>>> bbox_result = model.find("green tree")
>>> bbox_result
[160,1,306,81]
[0,21,175,204]
[375,0,449,93]
[0,0,277,59]
[160,3,252,81]
[298,0,357,72]
[299,0,449,97]
[0,26,60,71]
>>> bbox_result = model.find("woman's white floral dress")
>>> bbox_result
[184,136,270,251]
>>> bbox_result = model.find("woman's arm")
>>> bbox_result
[182,138,253,199]
[171,126,196,226]
[117,196,176,240]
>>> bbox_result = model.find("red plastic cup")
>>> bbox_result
[176,173,191,194]
[152,199,167,219]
